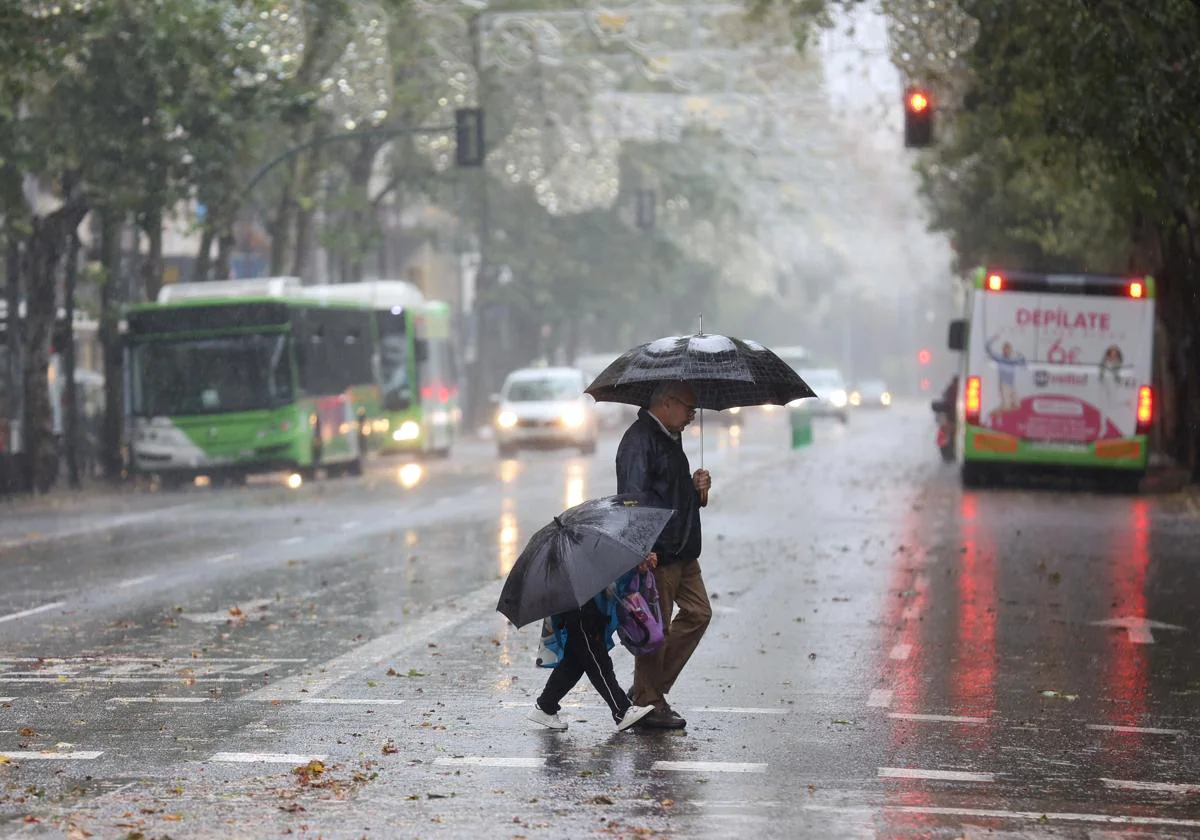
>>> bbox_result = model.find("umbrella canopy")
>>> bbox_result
[584,333,816,411]
[497,494,674,629]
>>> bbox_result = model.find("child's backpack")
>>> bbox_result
[615,571,665,656]
[535,617,564,668]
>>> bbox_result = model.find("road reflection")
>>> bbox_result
[397,462,424,489]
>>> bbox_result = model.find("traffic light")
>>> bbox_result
[917,348,932,365]
[903,86,933,148]
[455,108,484,167]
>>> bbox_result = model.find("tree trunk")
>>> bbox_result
[98,210,124,482]
[194,225,214,283]
[63,224,81,489]
[141,204,164,303]
[269,155,298,276]
[216,228,235,280]
[23,199,88,493]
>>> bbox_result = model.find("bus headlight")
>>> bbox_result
[830,389,848,408]
[560,406,585,428]
[849,391,862,406]
[496,411,518,429]
[393,420,421,441]
[881,392,892,406]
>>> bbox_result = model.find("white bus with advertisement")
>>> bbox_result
[947,267,1155,490]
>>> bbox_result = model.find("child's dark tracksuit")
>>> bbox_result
[536,597,633,724]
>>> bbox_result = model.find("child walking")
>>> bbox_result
[529,555,658,732]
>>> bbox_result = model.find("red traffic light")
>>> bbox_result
[907,90,929,113]
[917,349,932,365]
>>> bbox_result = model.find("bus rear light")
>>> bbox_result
[1136,385,1153,433]
[965,376,982,424]
[1128,280,1145,298]
[986,273,1004,291]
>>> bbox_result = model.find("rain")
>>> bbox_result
[2,0,1200,838]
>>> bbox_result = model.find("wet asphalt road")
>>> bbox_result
[2,404,1200,839]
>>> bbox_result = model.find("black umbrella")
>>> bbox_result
[497,494,674,629]
[584,332,816,411]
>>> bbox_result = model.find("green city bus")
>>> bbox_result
[126,277,380,486]
[303,281,460,457]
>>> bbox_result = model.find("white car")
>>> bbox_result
[795,368,850,423]
[493,367,599,457]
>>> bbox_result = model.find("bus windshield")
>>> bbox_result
[377,313,411,409]
[131,334,293,417]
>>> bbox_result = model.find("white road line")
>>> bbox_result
[0,697,14,702]
[280,536,304,546]
[340,521,361,531]
[108,697,211,704]
[299,698,407,706]
[879,767,994,783]
[653,761,767,774]
[889,643,912,660]
[867,689,893,708]
[0,601,65,624]
[0,502,201,550]
[0,676,247,683]
[433,757,544,768]
[802,804,1200,829]
[1102,778,1200,794]
[889,713,988,724]
[242,581,501,702]
[1089,724,1183,736]
[902,605,921,620]
[205,553,237,564]
[689,707,786,714]
[0,750,102,760]
[210,752,327,764]
[116,574,157,588]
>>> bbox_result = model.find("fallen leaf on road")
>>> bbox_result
[386,668,399,677]
[588,795,614,805]
[280,803,306,813]
[18,728,35,737]
[382,741,398,755]
[228,606,243,617]
[162,814,182,821]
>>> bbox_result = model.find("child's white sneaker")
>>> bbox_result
[528,705,568,731]
[617,704,655,732]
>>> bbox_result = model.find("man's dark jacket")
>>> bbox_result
[615,408,702,565]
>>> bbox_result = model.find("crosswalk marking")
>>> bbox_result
[1088,724,1183,736]
[879,767,994,783]
[889,713,988,724]
[889,643,912,660]
[210,752,326,764]
[434,756,544,768]
[653,761,767,773]
[1102,778,1200,794]
[867,689,893,708]
[0,750,102,760]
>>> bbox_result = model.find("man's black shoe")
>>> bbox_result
[636,708,687,730]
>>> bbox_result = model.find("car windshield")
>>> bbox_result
[859,380,887,392]
[802,369,844,389]
[130,333,293,417]
[505,375,580,402]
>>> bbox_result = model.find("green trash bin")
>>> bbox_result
[789,405,813,449]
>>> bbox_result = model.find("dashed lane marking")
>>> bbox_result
[1089,724,1183,736]
[802,804,1200,829]
[116,574,157,588]
[210,752,327,764]
[0,750,103,760]
[889,643,912,660]
[0,503,201,550]
[205,553,237,564]
[1102,778,1200,794]
[434,757,544,768]
[497,701,785,715]
[108,697,211,704]
[279,536,304,546]
[0,601,65,624]
[340,521,361,531]
[879,767,994,783]
[867,690,893,708]
[653,761,767,773]
[0,697,13,702]
[889,713,988,724]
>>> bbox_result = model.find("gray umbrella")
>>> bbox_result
[497,494,674,629]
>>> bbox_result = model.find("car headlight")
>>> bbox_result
[560,406,585,428]
[496,410,518,429]
[830,389,848,408]
[849,392,862,406]
[393,420,421,441]
[881,392,892,406]
[729,406,741,415]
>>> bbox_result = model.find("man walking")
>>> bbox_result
[616,380,712,730]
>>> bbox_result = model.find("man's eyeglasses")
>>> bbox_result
[674,398,698,413]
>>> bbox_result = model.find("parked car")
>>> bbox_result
[493,366,599,457]
[850,379,892,409]
[573,352,633,429]
[795,368,850,423]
